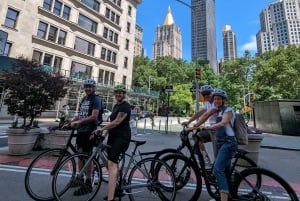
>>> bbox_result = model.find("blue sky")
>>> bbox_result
[136,0,272,61]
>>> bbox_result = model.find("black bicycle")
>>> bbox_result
[24,126,111,201]
[52,132,177,201]
[157,128,299,201]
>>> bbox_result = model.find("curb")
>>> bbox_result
[260,145,300,152]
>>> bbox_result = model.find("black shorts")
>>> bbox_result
[107,136,130,164]
[76,131,93,153]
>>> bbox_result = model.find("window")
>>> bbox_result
[43,0,53,11]
[48,25,58,42]
[105,8,120,25]
[110,72,115,85]
[112,52,116,64]
[37,21,48,39]
[43,54,53,66]
[62,5,71,20]
[126,22,131,33]
[101,47,106,59]
[32,51,43,63]
[81,0,100,12]
[53,56,63,73]
[114,33,118,44]
[106,50,112,62]
[128,5,132,16]
[58,30,66,45]
[53,0,62,15]
[104,71,109,85]
[108,30,113,41]
[124,57,128,68]
[125,39,129,50]
[74,37,95,56]
[103,27,108,38]
[71,61,92,79]
[122,75,126,85]
[3,42,12,56]
[78,14,97,33]
[4,8,19,28]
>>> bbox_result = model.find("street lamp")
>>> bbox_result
[175,0,200,111]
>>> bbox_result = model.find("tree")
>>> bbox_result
[0,57,68,127]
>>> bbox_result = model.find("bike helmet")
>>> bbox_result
[83,79,96,87]
[114,84,127,93]
[199,85,214,94]
[212,89,228,99]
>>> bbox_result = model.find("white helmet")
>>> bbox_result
[212,89,228,99]
[83,79,96,87]
[199,85,214,94]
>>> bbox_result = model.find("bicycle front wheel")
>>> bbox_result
[127,157,176,201]
[24,148,71,201]
[52,153,102,201]
[232,167,299,201]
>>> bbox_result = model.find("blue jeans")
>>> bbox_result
[213,136,237,194]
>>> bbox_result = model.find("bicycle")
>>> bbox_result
[51,132,177,201]
[24,126,111,201]
[157,128,299,201]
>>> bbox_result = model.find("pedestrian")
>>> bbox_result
[93,84,131,201]
[69,79,103,196]
[204,89,237,201]
[183,84,218,164]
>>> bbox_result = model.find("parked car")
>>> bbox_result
[139,111,154,119]
[102,109,112,122]
[130,110,139,121]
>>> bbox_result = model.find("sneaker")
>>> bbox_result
[70,177,84,188]
[73,182,92,196]
[103,187,124,200]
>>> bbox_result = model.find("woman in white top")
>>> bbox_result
[205,89,237,201]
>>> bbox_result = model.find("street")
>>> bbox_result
[0,119,300,201]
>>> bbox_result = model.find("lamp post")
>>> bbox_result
[176,0,200,111]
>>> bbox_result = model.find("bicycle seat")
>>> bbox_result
[130,139,146,146]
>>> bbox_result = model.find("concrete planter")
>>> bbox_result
[238,134,264,166]
[7,128,40,155]
[50,130,72,149]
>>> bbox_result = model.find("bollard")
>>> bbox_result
[159,120,161,132]
[143,119,146,134]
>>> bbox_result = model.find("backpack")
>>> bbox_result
[80,94,104,126]
[230,113,248,145]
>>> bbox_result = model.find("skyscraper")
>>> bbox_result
[152,6,182,60]
[222,25,237,60]
[257,0,300,54]
[191,0,217,73]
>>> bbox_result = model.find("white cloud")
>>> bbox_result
[241,35,257,51]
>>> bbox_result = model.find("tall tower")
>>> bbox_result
[152,6,182,59]
[222,25,237,60]
[191,0,217,73]
[257,0,300,54]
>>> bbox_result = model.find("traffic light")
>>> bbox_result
[195,68,201,80]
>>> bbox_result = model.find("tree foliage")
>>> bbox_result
[0,57,69,127]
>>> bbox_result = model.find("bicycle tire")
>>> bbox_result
[127,157,177,201]
[232,167,299,201]
[52,153,102,201]
[24,148,72,201]
[160,153,202,201]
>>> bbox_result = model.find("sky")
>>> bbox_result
[136,0,273,61]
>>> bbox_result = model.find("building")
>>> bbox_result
[191,0,217,73]
[134,24,143,57]
[152,6,182,60]
[257,0,300,54]
[222,25,237,60]
[0,0,162,117]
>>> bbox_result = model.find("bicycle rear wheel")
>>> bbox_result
[127,157,176,201]
[232,167,299,201]
[52,153,102,201]
[24,148,71,201]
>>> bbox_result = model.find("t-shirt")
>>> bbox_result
[109,101,131,139]
[203,101,218,126]
[78,93,101,132]
[216,106,235,136]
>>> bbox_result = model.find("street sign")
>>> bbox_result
[0,30,8,55]
[165,85,173,93]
